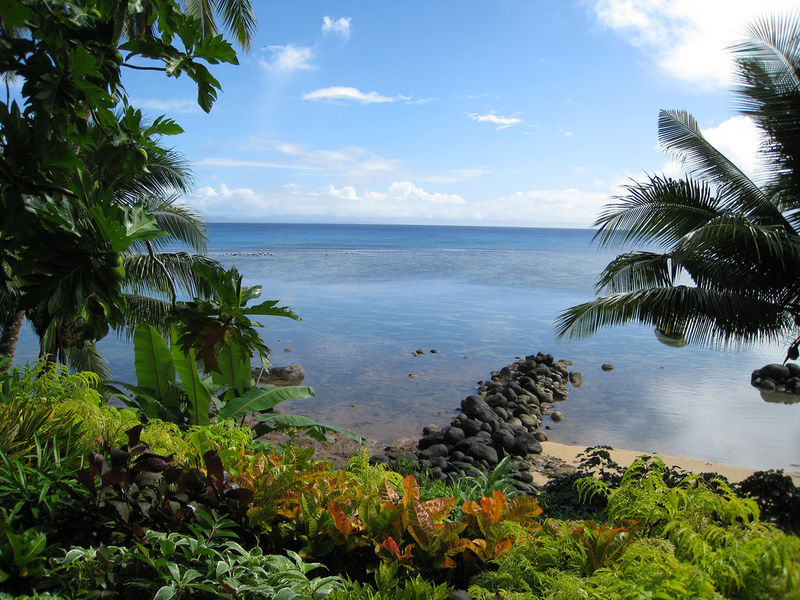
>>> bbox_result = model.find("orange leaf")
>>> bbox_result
[421,496,458,522]
[327,502,357,537]
[401,475,420,504]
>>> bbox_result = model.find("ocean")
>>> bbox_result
[13,223,800,471]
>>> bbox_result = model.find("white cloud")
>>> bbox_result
[303,86,395,104]
[590,0,799,89]
[468,112,523,129]
[700,116,765,181]
[188,181,613,227]
[261,44,315,72]
[322,16,351,37]
[201,139,404,182]
[132,98,202,114]
[650,115,765,183]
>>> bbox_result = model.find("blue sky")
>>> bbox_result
[122,0,795,227]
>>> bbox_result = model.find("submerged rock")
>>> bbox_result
[251,364,305,386]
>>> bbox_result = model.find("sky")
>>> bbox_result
[121,0,798,228]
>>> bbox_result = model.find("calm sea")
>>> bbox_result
[14,223,800,471]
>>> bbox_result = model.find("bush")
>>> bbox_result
[736,469,800,534]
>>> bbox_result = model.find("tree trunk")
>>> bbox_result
[0,308,25,369]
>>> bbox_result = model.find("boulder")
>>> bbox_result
[467,443,499,466]
[251,364,305,386]
[569,371,583,387]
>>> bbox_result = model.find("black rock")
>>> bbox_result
[460,418,482,436]
[455,434,490,453]
[429,456,449,470]
[760,363,791,381]
[507,381,524,395]
[512,433,543,456]
[422,424,439,435]
[462,395,497,422]
[444,426,466,445]
[450,450,466,462]
[502,386,518,402]
[787,362,800,378]
[467,443,499,465]
[493,406,509,421]
[417,430,445,450]
[486,393,508,408]
[420,443,450,459]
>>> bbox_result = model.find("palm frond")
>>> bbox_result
[594,251,680,294]
[732,14,800,218]
[115,148,194,203]
[657,110,783,225]
[183,0,219,38]
[594,175,720,248]
[131,196,208,252]
[118,295,174,340]
[214,0,256,51]
[65,342,111,381]
[732,14,800,96]
[555,286,792,348]
[122,253,220,299]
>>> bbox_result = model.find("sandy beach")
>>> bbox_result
[537,440,800,486]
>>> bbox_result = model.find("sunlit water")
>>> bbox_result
[14,224,799,471]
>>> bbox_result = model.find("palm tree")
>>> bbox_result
[1,128,221,375]
[556,14,800,359]
[115,0,257,50]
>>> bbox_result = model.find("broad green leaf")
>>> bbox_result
[216,385,314,420]
[171,328,211,426]
[133,325,179,408]
[257,413,364,442]
[153,585,176,600]
[0,0,35,29]
[243,300,301,320]
[125,205,169,242]
[212,341,251,395]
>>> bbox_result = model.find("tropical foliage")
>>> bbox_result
[0,0,242,370]
[556,14,800,358]
[2,369,800,598]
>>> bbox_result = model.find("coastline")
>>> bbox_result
[537,440,800,486]
[266,431,800,487]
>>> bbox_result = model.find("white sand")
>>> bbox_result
[534,441,800,486]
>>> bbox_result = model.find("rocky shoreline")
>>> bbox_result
[374,351,581,493]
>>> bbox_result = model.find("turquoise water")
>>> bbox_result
[14,224,800,470]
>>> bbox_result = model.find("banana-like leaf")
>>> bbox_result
[171,327,211,426]
[211,341,251,395]
[216,385,314,420]
[256,412,364,442]
[133,325,180,409]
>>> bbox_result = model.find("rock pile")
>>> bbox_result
[402,352,578,492]
[751,362,800,394]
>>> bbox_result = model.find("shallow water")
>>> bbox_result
[14,224,799,470]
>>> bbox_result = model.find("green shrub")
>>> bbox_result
[736,469,800,533]
[53,511,345,599]
[328,562,451,600]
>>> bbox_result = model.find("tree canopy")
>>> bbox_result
[0,0,239,366]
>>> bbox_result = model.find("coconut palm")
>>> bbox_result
[555,14,800,359]
[115,0,256,50]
